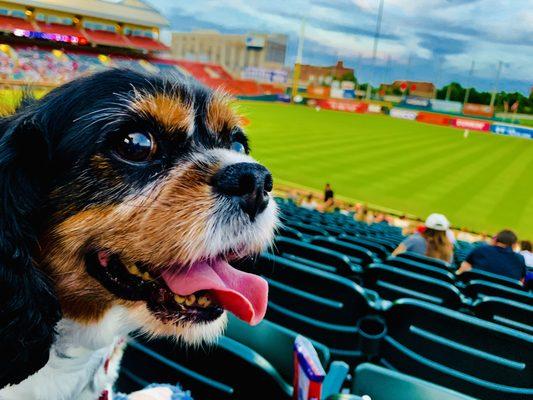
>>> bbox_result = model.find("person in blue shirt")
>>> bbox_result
[456,229,526,282]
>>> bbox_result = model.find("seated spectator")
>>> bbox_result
[300,193,318,210]
[519,240,533,268]
[392,213,453,263]
[456,230,526,282]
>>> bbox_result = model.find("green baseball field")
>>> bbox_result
[241,101,533,239]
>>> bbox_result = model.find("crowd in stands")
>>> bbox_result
[0,44,285,97]
[283,184,532,287]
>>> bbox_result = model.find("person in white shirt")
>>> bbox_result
[520,240,533,268]
[300,193,318,210]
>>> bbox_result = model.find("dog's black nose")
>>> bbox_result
[212,162,273,220]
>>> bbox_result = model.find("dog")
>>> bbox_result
[0,69,278,399]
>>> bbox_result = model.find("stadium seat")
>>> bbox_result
[310,236,379,267]
[256,254,374,363]
[381,299,533,400]
[284,220,330,237]
[118,318,349,400]
[274,236,361,276]
[385,256,456,284]
[255,253,375,324]
[277,225,304,240]
[457,269,525,291]
[472,296,533,335]
[340,362,476,400]
[396,251,453,271]
[118,337,291,399]
[464,280,533,305]
[225,315,349,398]
[364,264,464,309]
[337,234,391,259]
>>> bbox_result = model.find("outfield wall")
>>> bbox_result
[304,96,533,139]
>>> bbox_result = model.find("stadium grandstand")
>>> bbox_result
[0,1,531,400]
[0,0,285,96]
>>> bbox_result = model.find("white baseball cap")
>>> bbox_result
[425,213,450,231]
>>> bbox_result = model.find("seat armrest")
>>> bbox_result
[322,361,350,399]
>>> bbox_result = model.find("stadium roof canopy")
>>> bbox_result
[4,0,169,27]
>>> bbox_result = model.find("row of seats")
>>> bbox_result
[118,198,531,400]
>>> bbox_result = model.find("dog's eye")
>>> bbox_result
[114,132,155,162]
[230,141,246,154]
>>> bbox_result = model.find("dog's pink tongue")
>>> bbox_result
[161,259,268,325]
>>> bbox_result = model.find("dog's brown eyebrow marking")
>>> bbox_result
[205,91,241,135]
[130,92,194,134]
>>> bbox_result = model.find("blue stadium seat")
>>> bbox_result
[381,299,533,400]
[364,264,464,309]
[310,236,379,267]
[396,251,453,271]
[256,253,374,363]
[457,269,525,291]
[472,296,533,335]
[274,236,361,276]
[464,280,533,305]
[385,256,456,284]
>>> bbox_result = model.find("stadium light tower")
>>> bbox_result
[489,60,503,107]
[463,61,475,104]
[365,0,384,100]
[291,18,306,102]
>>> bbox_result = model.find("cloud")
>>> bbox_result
[147,0,532,93]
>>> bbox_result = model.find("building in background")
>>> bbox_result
[380,80,436,99]
[298,61,354,85]
[170,30,287,80]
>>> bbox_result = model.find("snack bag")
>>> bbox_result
[293,335,326,400]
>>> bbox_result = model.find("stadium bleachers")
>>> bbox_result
[0,44,284,96]
[115,197,532,399]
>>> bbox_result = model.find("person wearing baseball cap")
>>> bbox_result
[392,213,454,263]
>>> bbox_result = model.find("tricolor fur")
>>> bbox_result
[0,69,277,399]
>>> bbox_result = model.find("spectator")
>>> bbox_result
[300,193,318,210]
[456,230,526,282]
[392,213,453,263]
[519,240,533,268]
[324,183,334,202]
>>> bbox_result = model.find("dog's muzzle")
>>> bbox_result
[211,162,273,221]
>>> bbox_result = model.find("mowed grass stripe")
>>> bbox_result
[242,101,533,237]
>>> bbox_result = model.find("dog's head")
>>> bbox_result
[0,69,277,386]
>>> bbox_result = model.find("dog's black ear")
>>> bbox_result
[0,114,61,388]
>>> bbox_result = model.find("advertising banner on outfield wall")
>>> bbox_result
[430,99,463,114]
[463,103,494,117]
[403,96,431,109]
[491,124,533,139]
[416,112,451,126]
[314,98,368,113]
[307,85,331,98]
[390,108,418,120]
[451,118,490,131]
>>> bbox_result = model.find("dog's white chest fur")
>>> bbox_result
[0,306,135,400]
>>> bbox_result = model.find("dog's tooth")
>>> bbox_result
[174,295,186,304]
[126,263,141,276]
[198,295,211,308]
[185,294,196,306]
[141,272,152,281]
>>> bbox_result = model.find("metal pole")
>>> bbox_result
[489,60,502,107]
[291,18,306,102]
[463,60,475,104]
[366,0,384,100]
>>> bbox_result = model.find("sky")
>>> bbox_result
[145,0,532,94]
